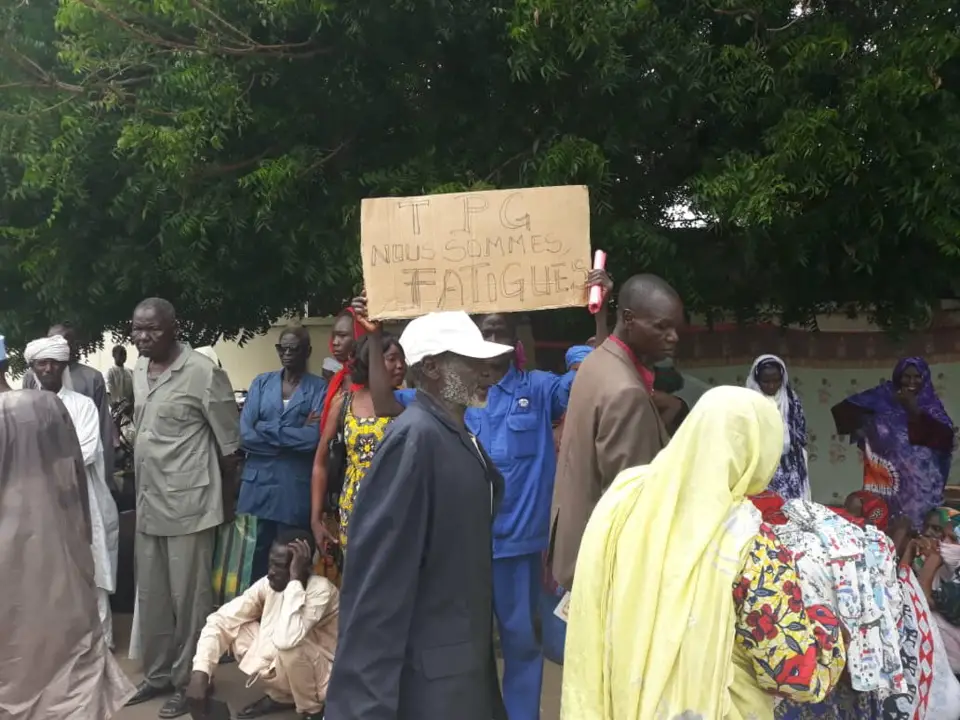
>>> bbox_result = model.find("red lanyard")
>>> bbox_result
[607,336,655,392]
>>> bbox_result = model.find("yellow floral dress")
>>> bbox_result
[337,403,393,549]
[732,524,847,702]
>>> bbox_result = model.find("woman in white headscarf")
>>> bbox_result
[746,354,810,500]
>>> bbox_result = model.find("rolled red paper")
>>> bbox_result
[588,249,607,314]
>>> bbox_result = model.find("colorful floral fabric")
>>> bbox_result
[337,406,392,548]
[775,500,906,696]
[732,524,846,703]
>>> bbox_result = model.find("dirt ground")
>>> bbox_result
[112,614,563,720]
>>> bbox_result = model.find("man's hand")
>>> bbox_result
[219,453,243,524]
[289,538,313,583]
[185,671,211,714]
[586,269,613,303]
[351,293,379,333]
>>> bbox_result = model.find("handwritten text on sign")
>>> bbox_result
[361,185,591,319]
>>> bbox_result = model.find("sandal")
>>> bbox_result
[236,695,296,719]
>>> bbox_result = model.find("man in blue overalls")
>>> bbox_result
[472,276,610,720]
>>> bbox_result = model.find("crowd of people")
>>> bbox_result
[2,269,960,720]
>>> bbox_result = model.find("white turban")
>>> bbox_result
[24,335,71,364]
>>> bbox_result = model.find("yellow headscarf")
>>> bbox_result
[561,386,784,720]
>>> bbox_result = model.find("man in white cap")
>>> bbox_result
[24,334,120,648]
[325,311,512,720]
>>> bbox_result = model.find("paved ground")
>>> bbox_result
[112,614,562,720]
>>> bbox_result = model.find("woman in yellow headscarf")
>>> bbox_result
[561,386,846,720]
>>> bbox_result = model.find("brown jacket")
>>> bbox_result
[549,338,670,588]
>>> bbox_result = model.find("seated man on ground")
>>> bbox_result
[186,531,338,720]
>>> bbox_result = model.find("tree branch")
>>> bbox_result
[76,0,332,58]
[187,0,256,46]
[298,138,354,177]
[192,145,284,179]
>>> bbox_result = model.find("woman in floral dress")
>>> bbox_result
[311,333,407,559]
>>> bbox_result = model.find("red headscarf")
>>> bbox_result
[320,308,366,430]
[848,490,890,531]
[830,507,866,528]
[749,490,788,525]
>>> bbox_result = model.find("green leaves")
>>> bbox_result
[1,0,959,354]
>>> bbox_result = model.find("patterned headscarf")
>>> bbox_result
[745,354,795,454]
[848,490,890,531]
[937,506,960,532]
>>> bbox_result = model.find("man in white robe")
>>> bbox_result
[25,334,120,648]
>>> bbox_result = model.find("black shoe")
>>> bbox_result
[236,695,296,719]
[158,689,189,719]
[126,681,174,707]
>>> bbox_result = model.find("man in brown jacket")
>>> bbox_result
[549,274,684,588]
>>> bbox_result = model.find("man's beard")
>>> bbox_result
[437,359,483,408]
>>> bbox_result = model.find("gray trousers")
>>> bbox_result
[136,529,216,689]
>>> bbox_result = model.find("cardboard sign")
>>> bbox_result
[361,185,591,319]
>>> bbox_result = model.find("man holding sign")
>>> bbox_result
[363,268,611,720]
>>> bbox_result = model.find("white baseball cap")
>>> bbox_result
[400,311,515,366]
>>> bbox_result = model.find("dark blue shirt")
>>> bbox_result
[238,371,327,527]
[395,364,574,558]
